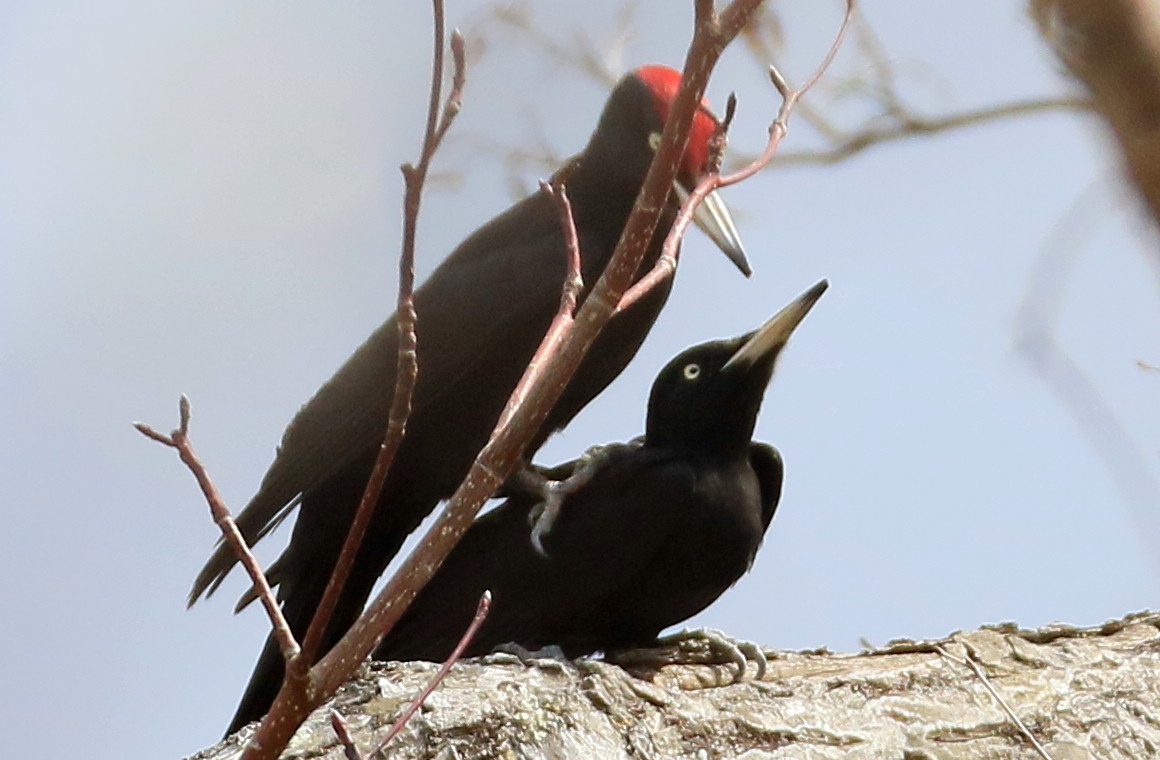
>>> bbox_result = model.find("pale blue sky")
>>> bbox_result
[2,1,1158,758]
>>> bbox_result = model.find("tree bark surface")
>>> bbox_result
[189,612,1160,760]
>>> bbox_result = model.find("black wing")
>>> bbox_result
[748,442,784,533]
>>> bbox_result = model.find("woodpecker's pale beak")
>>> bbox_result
[724,279,828,370]
[674,181,751,277]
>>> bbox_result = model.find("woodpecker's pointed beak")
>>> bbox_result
[724,279,828,371]
[674,181,751,277]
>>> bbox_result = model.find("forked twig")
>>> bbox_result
[935,645,1056,760]
[768,97,1089,167]
[619,0,857,313]
[135,397,298,662]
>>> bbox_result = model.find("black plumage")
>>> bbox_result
[373,280,827,663]
[189,65,750,735]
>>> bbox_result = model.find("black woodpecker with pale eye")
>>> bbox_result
[372,280,827,663]
[187,65,752,736]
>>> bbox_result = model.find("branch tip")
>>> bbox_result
[330,710,363,760]
[768,65,790,98]
[371,589,494,755]
[723,91,738,129]
[134,422,173,446]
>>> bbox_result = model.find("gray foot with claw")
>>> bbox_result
[526,438,645,556]
[481,642,572,674]
[609,628,768,683]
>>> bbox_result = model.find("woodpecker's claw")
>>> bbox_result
[608,628,768,683]
[482,642,572,673]
[524,439,645,557]
[659,628,768,682]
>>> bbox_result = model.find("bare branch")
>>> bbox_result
[764,96,1089,167]
[371,591,492,755]
[484,3,623,86]
[494,179,584,434]
[297,0,470,673]
[620,0,856,313]
[330,711,363,760]
[244,1,469,756]
[324,591,492,759]
[136,398,298,663]
[1014,181,1160,577]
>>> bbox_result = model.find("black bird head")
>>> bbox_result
[645,280,828,454]
[576,64,750,276]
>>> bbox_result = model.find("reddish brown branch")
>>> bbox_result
[766,97,1088,167]
[329,710,362,760]
[136,397,298,663]
[370,590,492,755]
[297,6,468,672]
[495,179,583,433]
[619,0,856,314]
[243,2,468,757]
[324,591,493,760]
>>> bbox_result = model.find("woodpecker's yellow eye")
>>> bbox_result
[648,132,662,151]
[683,363,701,380]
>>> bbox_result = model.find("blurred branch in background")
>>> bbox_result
[458,3,1088,185]
[741,10,1089,167]
[1013,180,1160,574]
[1021,0,1160,568]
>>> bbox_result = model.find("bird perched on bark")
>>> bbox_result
[372,280,827,665]
[189,64,751,735]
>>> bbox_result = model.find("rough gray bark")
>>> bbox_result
[189,612,1160,759]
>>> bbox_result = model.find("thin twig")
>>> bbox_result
[494,179,584,433]
[298,12,469,671]
[244,2,469,758]
[764,96,1089,167]
[935,645,1056,760]
[330,710,363,760]
[617,95,736,311]
[370,590,493,754]
[619,0,857,313]
[135,397,298,663]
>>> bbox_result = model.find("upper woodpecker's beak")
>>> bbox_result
[674,181,751,277]
[723,279,828,371]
